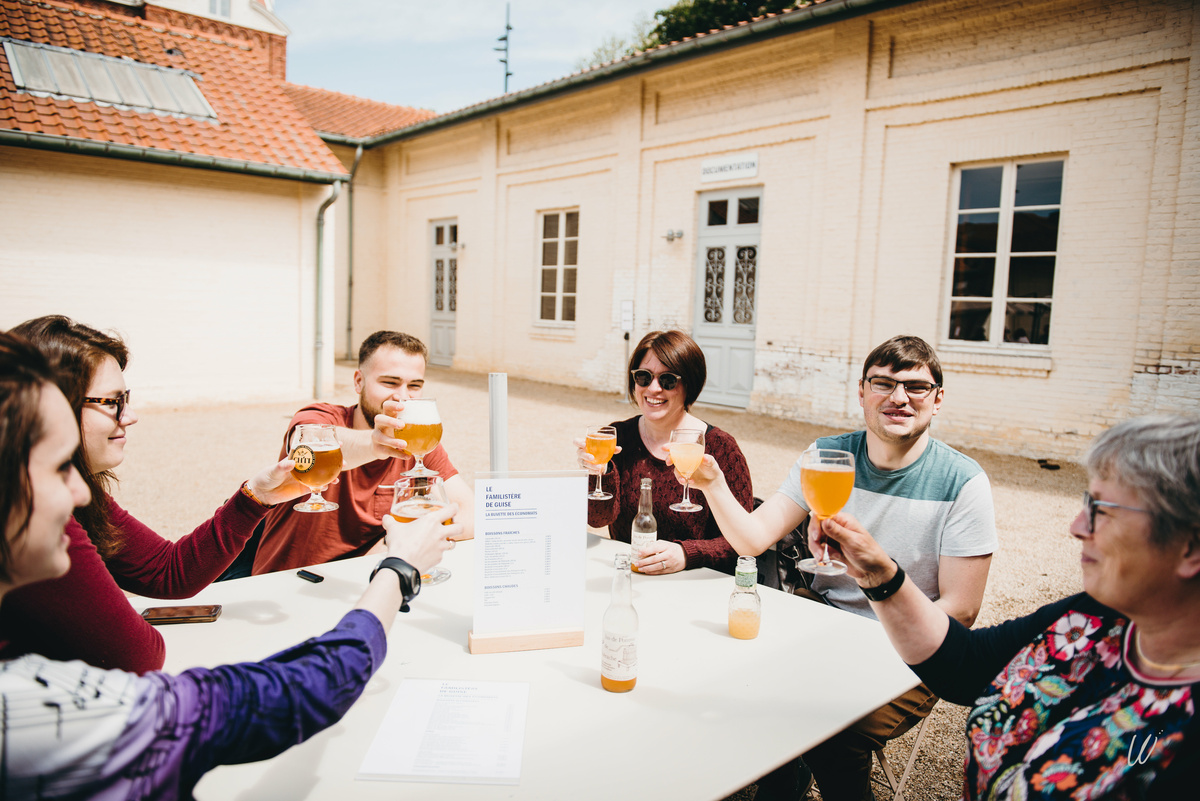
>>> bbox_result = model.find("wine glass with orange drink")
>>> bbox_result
[798,448,855,575]
[288,424,343,512]
[667,428,705,512]
[398,398,443,477]
[390,475,452,585]
[585,426,618,500]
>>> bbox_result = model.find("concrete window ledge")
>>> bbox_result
[939,346,1053,377]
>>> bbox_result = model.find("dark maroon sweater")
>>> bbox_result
[587,417,753,573]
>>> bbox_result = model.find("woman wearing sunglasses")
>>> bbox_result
[576,330,753,575]
[0,315,318,674]
[0,331,455,799]
[810,414,1199,799]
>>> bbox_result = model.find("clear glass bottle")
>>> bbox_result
[630,477,657,573]
[601,553,638,692]
[728,555,761,639]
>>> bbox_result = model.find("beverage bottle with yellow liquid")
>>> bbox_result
[630,478,657,573]
[601,554,638,692]
[728,556,761,640]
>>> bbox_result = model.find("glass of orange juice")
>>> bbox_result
[667,428,705,513]
[585,426,618,500]
[798,448,854,576]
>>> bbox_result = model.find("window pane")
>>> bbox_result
[9,44,56,92]
[737,197,759,225]
[449,225,458,243]
[952,257,995,297]
[542,242,557,266]
[564,211,579,238]
[563,240,578,266]
[1011,209,1059,252]
[543,214,559,239]
[107,61,151,107]
[1005,302,1051,344]
[948,301,991,341]
[158,70,210,117]
[77,59,122,104]
[562,296,576,322]
[563,268,577,293]
[1015,161,1063,207]
[959,167,1002,210]
[1007,257,1055,298]
[707,200,728,226]
[541,269,557,293]
[43,49,88,98]
[435,226,444,245]
[956,212,999,253]
[140,68,182,112]
[540,296,556,320]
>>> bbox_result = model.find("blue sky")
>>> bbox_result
[276,0,667,113]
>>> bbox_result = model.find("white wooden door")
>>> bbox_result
[429,219,457,366]
[693,189,762,408]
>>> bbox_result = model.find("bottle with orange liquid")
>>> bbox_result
[630,478,657,573]
[601,554,638,692]
[728,556,761,639]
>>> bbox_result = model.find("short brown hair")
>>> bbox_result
[861,335,943,387]
[358,331,428,366]
[626,330,707,410]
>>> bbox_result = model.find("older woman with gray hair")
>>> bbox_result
[810,414,1198,800]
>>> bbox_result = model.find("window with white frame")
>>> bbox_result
[538,209,578,323]
[947,159,1063,346]
[210,0,232,18]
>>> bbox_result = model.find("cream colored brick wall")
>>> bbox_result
[0,147,334,404]
[356,0,1198,460]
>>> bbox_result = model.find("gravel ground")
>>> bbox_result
[111,363,1086,801]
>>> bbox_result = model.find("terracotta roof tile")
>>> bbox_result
[0,0,346,177]
[281,82,436,140]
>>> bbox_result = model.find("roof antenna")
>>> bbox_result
[494,2,513,93]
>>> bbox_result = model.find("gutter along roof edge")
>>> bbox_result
[363,0,919,148]
[0,129,349,184]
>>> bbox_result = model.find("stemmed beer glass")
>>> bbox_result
[667,428,705,513]
[288,424,343,512]
[798,448,855,575]
[398,398,443,477]
[390,475,452,585]
[585,426,618,500]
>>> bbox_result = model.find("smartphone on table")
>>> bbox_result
[141,604,222,625]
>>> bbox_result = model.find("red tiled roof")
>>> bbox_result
[282,83,436,140]
[0,0,346,178]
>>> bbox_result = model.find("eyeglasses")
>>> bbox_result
[1081,491,1151,534]
[631,369,682,391]
[863,376,940,399]
[83,389,131,422]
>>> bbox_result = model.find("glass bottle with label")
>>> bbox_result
[728,555,761,639]
[630,477,657,573]
[601,553,638,692]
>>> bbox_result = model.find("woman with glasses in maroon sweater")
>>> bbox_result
[0,316,313,674]
[575,330,753,575]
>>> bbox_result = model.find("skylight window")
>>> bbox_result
[3,38,216,120]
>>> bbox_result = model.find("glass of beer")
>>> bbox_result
[667,428,705,513]
[798,448,855,575]
[289,424,343,512]
[390,475,452,585]
[585,425,618,500]
[398,398,443,477]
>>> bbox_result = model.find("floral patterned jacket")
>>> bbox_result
[911,593,1197,800]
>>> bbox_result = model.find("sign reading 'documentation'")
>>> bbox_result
[700,152,758,183]
[472,472,587,635]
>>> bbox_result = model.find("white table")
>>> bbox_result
[146,536,918,800]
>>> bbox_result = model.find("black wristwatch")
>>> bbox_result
[370,557,421,612]
[859,560,906,603]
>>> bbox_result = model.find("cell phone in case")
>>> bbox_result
[141,604,222,625]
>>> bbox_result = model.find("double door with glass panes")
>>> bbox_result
[429,220,457,367]
[693,189,762,408]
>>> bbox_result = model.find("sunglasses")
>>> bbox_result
[83,389,131,422]
[631,369,683,391]
[1080,491,1150,534]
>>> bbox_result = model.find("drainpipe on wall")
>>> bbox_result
[316,181,342,398]
[345,143,364,360]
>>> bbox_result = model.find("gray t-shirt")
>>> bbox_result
[777,430,997,618]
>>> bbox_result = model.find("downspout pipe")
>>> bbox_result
[345,143,364,360]
[316,182,342,398]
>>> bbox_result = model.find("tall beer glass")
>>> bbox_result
[399,398,443,477]
[798,448,854,575]
[390,475,452,585]
[289,424,342,512]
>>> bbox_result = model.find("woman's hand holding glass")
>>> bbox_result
[243,458,320,506]
[381,501,459,577]
[808,511,896,586]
